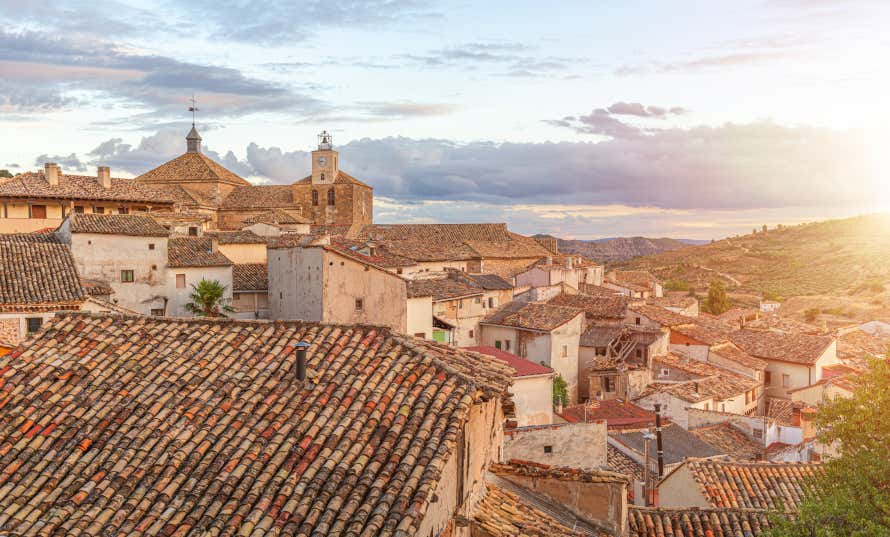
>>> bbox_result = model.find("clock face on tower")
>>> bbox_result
[317,156,327,167]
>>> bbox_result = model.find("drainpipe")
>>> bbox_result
[654,403,665,478]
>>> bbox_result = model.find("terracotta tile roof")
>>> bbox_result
[80,278,113,297]
[407,277,483,300]
[464,346,554,377]
[579,325,622,348]
[689,423,764,461]
[561,400,656,429]
[766,398,803,426]
[607,444,652,485]
[294,170,372,188]
[672,322,731,346]
[464,232,551,259]
[729,330,834,365]
[0,170,174,204]
[674,459,824,511]
[0,313,513,536]
[465,273,514,290]
[629,304,692,327]
[328,238,418,269]
[363,223,511,243]
[709,342,768,370]
[471,483,589,536]
[68,213,170,237]
[608,270,659,290]
[628,507,772,537]
[549,293,629,320]
[204,230,267,244]
[646,294,698,310]
[482,301,583,332]
[716,307,760,324]
[579,284,625,297]
[243,208,312,225]
[612,424,723,464]
[136,151,251,187]
[220,185,300,210]
[167,237,234,268]
[492,460,629,484]
[232,263,268,291]
[836,328,889,363]
[0,234,85,311]
[640,355,758,404]
[743,314,823,335]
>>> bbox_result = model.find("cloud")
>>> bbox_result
[70,118,874,215]
[33,152,87,171]
[607,102,686,118]
[545,102,686,138]
[402,42,576,77]
[0,30,328,119]
[356,101,458,119]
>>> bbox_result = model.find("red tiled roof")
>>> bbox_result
[629,304,692,327]
[471,483,589,537]
[0,233,85,311]
[0,170,174,204]
[136,151,251,187]
[0,313,514,536]
[628,507,772,537]
[730,330,834,365]
[232,263,268,291]
[464,346,554,377]
[561,399,656,429]
[68,213,170,237]
[689,422,764,461]
[548,292,628,320]
[482,301,583,332]
[167,237,234,267]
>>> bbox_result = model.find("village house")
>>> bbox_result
[605,270,664,299]
[0,312,514,537]
[548,292,629,329]
[610,423,725,479]
[268,236,433,337]
[561,398,658,430]
[165,237,235,316]
[668,320,768,384]
[407,275,487,346]
[626,303,692,331]
[646,293,699,316]
[513,254,604,290]
[657,459,824,511]
[136,129,373,230]
[480,301,585,403]
[0,233,86,351]
[56,213,171,315]
[0,163,174,233]
[231,263,269,319]
[578,325,666,402]
[204,229,268,263]
[730,329,839,398]
[636,353,761,426]
[465,345,555,427]
[241,207,312,236]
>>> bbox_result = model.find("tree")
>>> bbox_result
[767,355,890,536]
[804,308,820,323]
[0,169,12,178]
[762,224,768,233]
[552,374,569,408]
[704,279,731,314]
[184,279,234,317]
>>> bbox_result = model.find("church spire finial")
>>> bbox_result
[186,95,202,154]
[318,130,333,150]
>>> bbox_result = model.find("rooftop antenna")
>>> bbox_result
[188,95,199,127]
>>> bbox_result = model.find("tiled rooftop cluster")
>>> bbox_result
[0,313,513,536]
[689,423,764,461]
[483,302,583,332]
[167,237,234,267]
[232,263,268,291]
[471,484,590,537]
[204,230,268,244]
[0,233,85,311]
[730,330,834,364]
[641,354,758,403]
[0,170,174,204]
[678,459,824,511]
[406,276,483,301]
[243,208,312,225]
[548,293,629,320]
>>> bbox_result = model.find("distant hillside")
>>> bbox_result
[621,214,890,300]
[550,236,694,264]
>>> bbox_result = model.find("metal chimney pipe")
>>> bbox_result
[295,341,311,381]
[654,403,665,478]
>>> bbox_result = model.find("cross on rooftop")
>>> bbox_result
[188,95,199,126]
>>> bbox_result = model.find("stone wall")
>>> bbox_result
[504,421,607,469]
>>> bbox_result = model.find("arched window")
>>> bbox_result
[327,189,335,206]
[312,189,319,206]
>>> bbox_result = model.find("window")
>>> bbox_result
[148,243,155,250]
[468,329,474,339]
[604,376,616,392]
[753,428,764,439]
[721,403,726,412]
[73,205,84,214]
[543,445,553,454]
[459,300,463,309]
[764,371,772,385]
[355,298,364,311]
[30,205,47,219]
[327,189,335,206]
[596,346,607,356]
[703,402,710,411]
[396,268,403,275]
[488,297,494,308]
[635,317,641,325]
[312,190,319,206]
[782,374,791,388]
[562,345,568,357]
[505,340,511,351]
[474,297,481,304]
[120,270,134,283]
[660,368,670,377]
[94,206,105,214]
[188,227,198,237]
[176,274,186,289]
[118,207,129,215]
[26,317,43,335]
[635,348,642,358]
[150,309,164,317]
[495,340,502,349]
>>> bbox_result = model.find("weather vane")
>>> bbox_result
[188,95,199,126]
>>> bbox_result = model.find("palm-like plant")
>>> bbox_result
[184,279,235,317]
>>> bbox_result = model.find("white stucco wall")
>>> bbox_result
[406,296,433,339]
[218,242,266,264]
[511,374,554,426]
[166,266,233,317]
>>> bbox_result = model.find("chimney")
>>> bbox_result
[294,341,311,381]
[546,255,553,265]
[654,403,665,478]
[210,237,219,254]
[565,257,574,270]
[97,166,111,189]
[45,162,60,186]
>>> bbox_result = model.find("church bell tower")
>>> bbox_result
[311,130,338,184]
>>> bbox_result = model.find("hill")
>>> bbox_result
[552,236,693,263]
[621,214,890,315]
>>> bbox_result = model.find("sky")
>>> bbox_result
[2,0,890,239]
